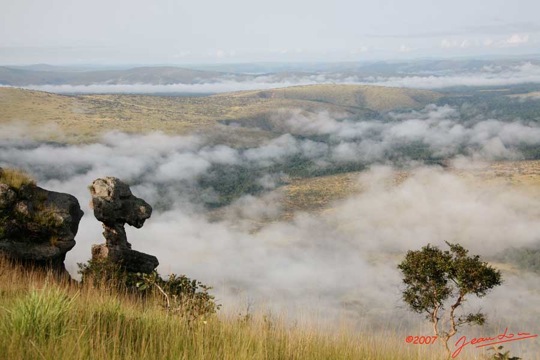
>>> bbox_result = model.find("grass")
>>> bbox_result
[0,85,440,143]
[0,168,36,190]
[277,159,540,220]
[0,257,458,360]
[229,84,442,112]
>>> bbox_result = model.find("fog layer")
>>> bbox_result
[1,106,539,336]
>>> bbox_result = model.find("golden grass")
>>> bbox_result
[278,160,540,219]
[451,160,540,196]
[0,85,440,143]
[0,257,461,360]
[282,172,361,219]
[0,167,36,190]
[222,84,442,112]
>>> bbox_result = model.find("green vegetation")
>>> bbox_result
[0,257,446,360]
[0,85,440,143]
[398,242,502,360]
[195,156,366,207]
[438,86,540,124]
[78,258,219,321]
[484,346,521,360]
[4,286,75,341]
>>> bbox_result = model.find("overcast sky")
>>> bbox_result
[1,0,539,64]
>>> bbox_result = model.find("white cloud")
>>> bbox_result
[504,33,529,45]
[399,44,412,52]
[440,39,455,48]
[350,46,369,54]
[367,62,540,88]
[2,121,540,333]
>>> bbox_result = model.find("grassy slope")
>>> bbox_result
[0,85,440,142]
[228,84,441,112]
[0,258,446,360]
[277,160,540,220]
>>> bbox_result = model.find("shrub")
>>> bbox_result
[78,259,219,321]
[135,271,220,321]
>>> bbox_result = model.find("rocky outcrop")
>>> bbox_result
[89,177,158,273]
[0,168,84,272]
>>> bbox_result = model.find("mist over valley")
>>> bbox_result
[2,1,540,356]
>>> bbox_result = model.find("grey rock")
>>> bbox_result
[90,177,151,231]
[0,177,84,272]
[91,244,158,274]
[89,177,158,273]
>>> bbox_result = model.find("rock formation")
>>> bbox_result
[0,168,83,272]
[89,177,158,273]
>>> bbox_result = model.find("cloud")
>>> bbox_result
[1,109,540,334]
[110,164,540,334]
[4,62,537,94]
[2,81,314,94]
[366,62,540,88]
[440,33,531,50]
[509,92,540,101]
[440,38,476,48]
[365,22,540,39]
[504,33,530,45]
[399,44,412,53]
[267,105,540,161]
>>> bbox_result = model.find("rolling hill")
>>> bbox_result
[226,84,441,112]
[0,66,232,86]
[0,85,442,143]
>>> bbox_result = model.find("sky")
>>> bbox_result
[1,0,540,65]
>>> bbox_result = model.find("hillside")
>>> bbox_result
[228,84,441,112]
[0,85,442,142]
[0,66,231,86]
[279,160,540,220]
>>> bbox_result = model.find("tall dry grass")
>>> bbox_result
[0,168,35,190]
[0,257,490,359]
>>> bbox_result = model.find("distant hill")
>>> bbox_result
[0,66,234,86]
[0,85,441,143]
[191,57,540,77]
[4,57,540,88]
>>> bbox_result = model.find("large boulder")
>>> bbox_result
[0,168,84,272]
[90,177,151,231]
[89,177,158,273]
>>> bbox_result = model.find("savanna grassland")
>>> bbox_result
[282,160,540,218]
[2,82,540,360]
[0,258,449,360]
[0,85,440,143]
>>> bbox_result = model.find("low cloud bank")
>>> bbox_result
[4,62,540,93]
[1,108,540,333]
[366,62,540,88]
[270,105,540,162]
[5,81,312,94]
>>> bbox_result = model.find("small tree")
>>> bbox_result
[398,242,502,359]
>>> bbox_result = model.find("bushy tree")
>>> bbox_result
[398,242,502,359]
